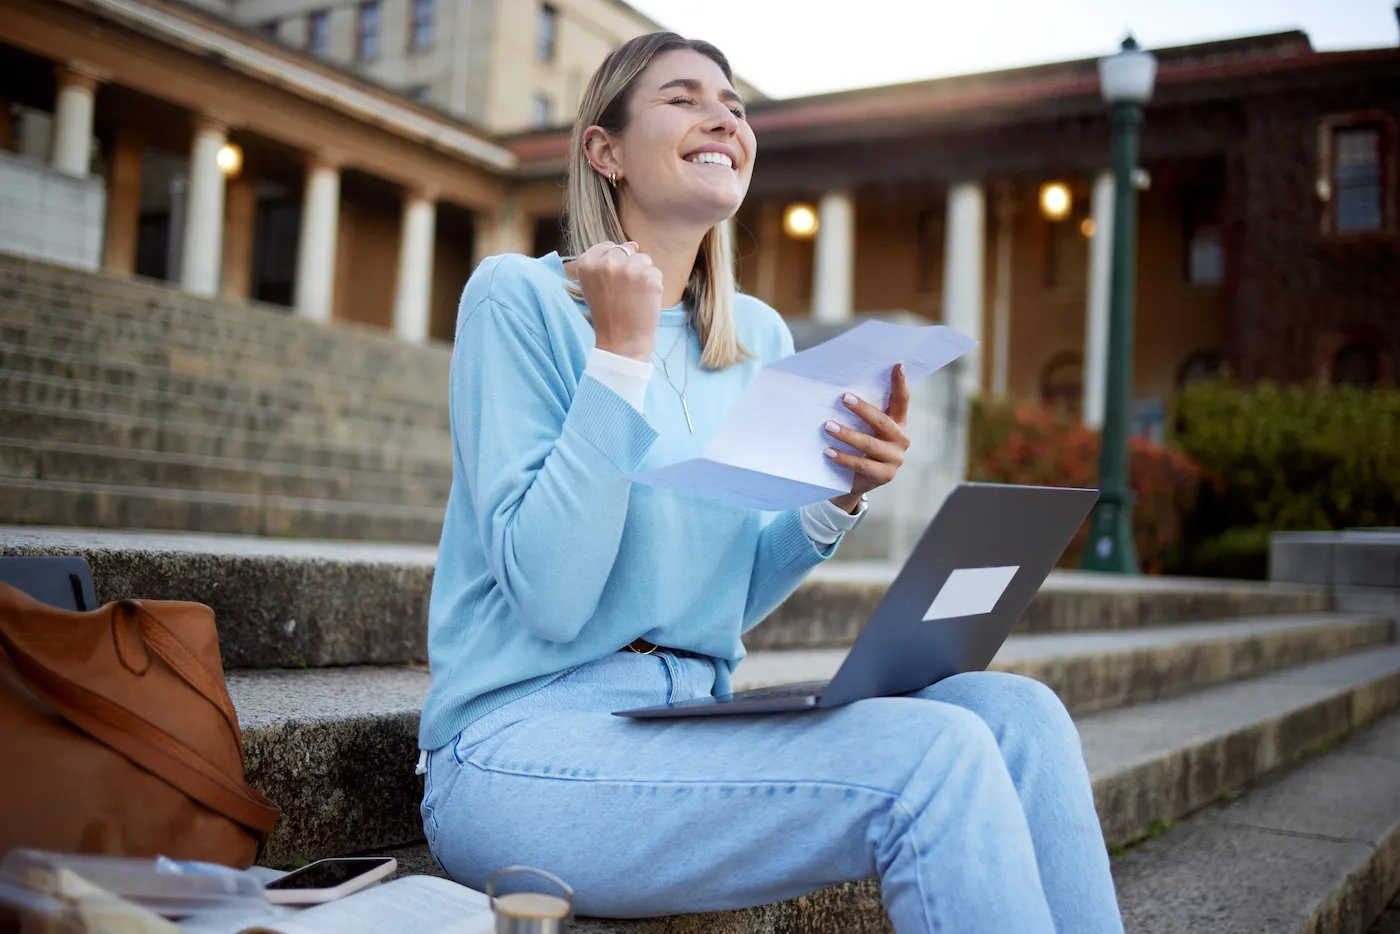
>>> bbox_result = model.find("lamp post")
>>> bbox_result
[1083,36,1157,574]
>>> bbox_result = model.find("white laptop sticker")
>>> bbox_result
[922,566,1021,621]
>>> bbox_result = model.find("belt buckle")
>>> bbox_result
[627,638,659,656]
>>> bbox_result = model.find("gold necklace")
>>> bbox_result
[651,317,693,433]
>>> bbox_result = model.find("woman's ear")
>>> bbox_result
[583,126,622,183]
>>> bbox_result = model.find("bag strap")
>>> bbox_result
[0,621,280,836]
[122,601,247,760]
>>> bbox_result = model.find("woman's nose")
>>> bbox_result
[706,104,738,136]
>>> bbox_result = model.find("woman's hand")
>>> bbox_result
[823,364,911,513]
[571,241,663,362]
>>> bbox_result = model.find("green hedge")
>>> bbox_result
[1169,378,1400,577]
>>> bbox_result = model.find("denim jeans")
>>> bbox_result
[422,650,1123,934]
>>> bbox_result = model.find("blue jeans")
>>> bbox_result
[422,651,1123,934]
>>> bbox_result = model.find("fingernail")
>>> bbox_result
[843,393,858,406]
[824,447,838,459]
[824,420,842,434]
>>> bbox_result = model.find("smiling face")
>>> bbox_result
[585,48,757,228]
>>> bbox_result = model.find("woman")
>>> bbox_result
[419,32,1123,934]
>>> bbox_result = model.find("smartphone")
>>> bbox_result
[263,857,397,905]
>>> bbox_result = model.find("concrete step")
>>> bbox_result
[0,438,451,508]
[230,647,1400,911]
[0,304,445,392]
[752,562,1332,647]
[0,527,1334,669]
[0,401,454,477]
[734,612,1397,714]
[0,372,450,447]
[0,255,451,383]
[0,336,443,414]
[0,478,444,543]
[0,370,450,437]
[0,343,449,428]
[1113,709,1400,934]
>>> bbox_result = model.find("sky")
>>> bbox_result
[626,0,1399,99]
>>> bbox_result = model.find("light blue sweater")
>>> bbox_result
[418,252,841,750]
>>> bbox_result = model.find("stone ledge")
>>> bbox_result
[1113,710,1400,934]
[0,527,1337,669]
[230,646,1400,873]
[0,478,444,544]
[1272,530,1400,591]
[0,526,436,668]
[736,613,1395,714]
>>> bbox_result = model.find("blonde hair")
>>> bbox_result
[563,32,750,370]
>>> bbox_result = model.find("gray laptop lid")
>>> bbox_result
[818,483,1097,707]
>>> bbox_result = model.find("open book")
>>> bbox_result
[179,875,494,934]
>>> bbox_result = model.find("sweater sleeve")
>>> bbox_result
[742,509,836,632]
[451,277,658,644]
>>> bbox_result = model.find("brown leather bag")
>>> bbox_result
[0,584,279,868]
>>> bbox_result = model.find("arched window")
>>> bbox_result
[1176,350,1225,389]
[1331,341,1384,387]
[1039,351,1084,417]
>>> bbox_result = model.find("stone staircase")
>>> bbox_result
[0,254,453,541]
[4,525,1399,932]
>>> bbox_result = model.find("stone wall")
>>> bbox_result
[0,151,105,271]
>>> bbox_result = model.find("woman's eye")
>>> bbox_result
[729,106,746,119]
[668,96,696,106]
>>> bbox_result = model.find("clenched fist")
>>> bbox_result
[571,241,663,362]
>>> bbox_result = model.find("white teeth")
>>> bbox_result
[686,151,734,168]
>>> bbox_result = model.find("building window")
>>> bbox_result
[1331,341,1385,387]
[1176,350,1225,389]
[1322,116,1394,235]
[1039,352,1084,417]
[531,93,552,129]
[406,84,431,104]
[1045,212,1090,291]
[537,4,558,63]
[410,0,435,50]
[1182,187,1223,286]
[358,0,381,60]
[307,10,330,57]
[259,19,279,39]
[915,207,945,296]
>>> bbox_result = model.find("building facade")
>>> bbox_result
[209,0,667,132]
[1,0,1396,433]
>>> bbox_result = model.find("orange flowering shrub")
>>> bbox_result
[968,399,1201,573]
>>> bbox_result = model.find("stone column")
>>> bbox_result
[222,175,257,302]
[811,190,854,323]
[472,195,531,266]
[942,181,986,395]
[393,187,438,343]
[294,154,342,323]
[990,190,1017,397]
[1083,170,1115,428]
[180,116,228,297]
[102,127,144,277]
[51,65,98,177]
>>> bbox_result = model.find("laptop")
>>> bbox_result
[614,482,1097,718]
[0,556,97,611]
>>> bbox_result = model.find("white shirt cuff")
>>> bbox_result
[586,347,652,413]
[800,496,867,545]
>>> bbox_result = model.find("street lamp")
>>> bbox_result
[1082,35,1157,574]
